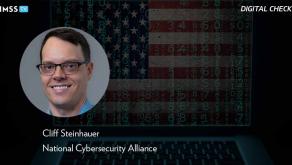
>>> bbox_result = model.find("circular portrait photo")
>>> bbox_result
[20,27,110,117]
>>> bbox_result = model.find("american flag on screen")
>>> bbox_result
[51,0,252,126]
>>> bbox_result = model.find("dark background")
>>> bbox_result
[1,1,291,164]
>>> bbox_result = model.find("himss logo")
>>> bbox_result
[0,5,29,13]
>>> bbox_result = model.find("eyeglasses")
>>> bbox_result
[36,61,88,76]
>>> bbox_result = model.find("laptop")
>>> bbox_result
[32,0,272,164]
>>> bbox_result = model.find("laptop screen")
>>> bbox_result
[52,0,252,127]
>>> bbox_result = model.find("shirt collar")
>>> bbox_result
[80,99,94,114]
[48,99,93,116]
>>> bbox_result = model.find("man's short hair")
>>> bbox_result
[40,28,91,63]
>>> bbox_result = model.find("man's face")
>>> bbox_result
[40,37,93,110]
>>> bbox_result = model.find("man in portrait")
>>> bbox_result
[36,28,94,117]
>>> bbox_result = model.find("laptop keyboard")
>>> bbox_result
[60,140,244,165]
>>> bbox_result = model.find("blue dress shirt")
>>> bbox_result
[48,99,93,116]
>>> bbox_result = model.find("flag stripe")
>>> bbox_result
[149,0,244,9]
[149,32,250,44]
[104,90,250,102]
[96,102,250,113]
[107,79,249,90]
[95,112,247,125]
[149,9,240,21]
[148,67,250,79]
[149,44,251,56]
[150,20,251,32]
[149,56,250,67]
